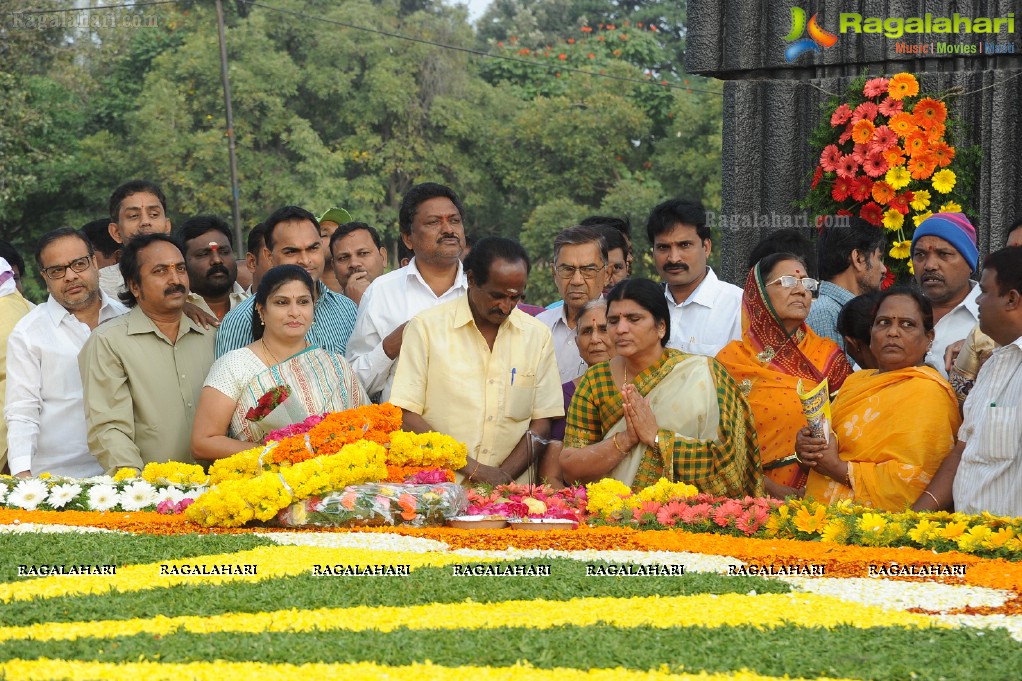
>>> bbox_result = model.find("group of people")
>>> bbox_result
[2,179,1020,520]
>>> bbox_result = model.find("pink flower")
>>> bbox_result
[498,501,530,518]
[819,144,842,172]
[863,77,889,98]
[830,103,852,126]
[838,124,854,145]
[871,125,899,151]
[632,500,662,524]
[851,143,870,164]
[404,468,448,484]
[156,499,177,515]
[735,509,762,535]
[835,155,859,179]
[176,498,194,513]
[878,97,903,117]
[656,501,687,527]
[861,152,888,178]
[680,502,712,523]
[851,101,878,123]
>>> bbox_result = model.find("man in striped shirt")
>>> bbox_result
[913,246,1022,516]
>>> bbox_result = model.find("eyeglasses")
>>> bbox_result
[766,275,819,291]
[555,264,604,280]
[42,256,93,280]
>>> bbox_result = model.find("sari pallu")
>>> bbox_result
[221,347,368,442]
[564,349,764,496]
[716,266,851,489]
[805,365,961,511]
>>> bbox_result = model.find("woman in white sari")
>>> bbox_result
[192,265,368,460]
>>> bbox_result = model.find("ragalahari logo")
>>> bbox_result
[784,7,838,61]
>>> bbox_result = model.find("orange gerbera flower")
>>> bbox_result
[913,97,947,127]
[926,122,946,141]
[930,141,955,167]
[851,119,875,144]
[887,73,919,100]
[907,153,937,180]
[882,145,906,167]
[887,112,917,137]
[904,129,930,157]
[871,181,895,205]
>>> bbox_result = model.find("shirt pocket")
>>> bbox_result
[506,372,537,422]
[975,405,1022,464]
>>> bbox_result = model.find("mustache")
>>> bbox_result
[164,284,187,296]
[206,265,230,278]
[664,263,688,271]
[921,273,945,283]
[438,233,461,242]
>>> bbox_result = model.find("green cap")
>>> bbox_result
[317,207,352,226]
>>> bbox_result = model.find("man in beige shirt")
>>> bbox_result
[391,237,563,485]
[80,234,215,473]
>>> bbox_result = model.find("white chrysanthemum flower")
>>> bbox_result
[88,484,120,512]
[155,486,186,505]
[47,483,83,509]
[81,475,116,486]
[8,479,50,510]
[0,482,9,504]
[119,480,157,511]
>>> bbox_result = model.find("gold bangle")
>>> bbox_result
[922,490,940,508]
[612,433,628,455]
[468,459,481,481]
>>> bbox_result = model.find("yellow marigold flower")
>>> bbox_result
[913,210,933,228]
[882,209,905,231]
[955,525,993,552]
[112,468,137,481]
[885,165,911,190]
[940,520,969,540]
[857,512,887,535]
[939,200,962,213]
[794,505,828,535]
[910,189,931,211]
[931,168,956,193]
[984,527,1015,549]
[820,519,849,544]
[142,461,209,486]
[889,240,911,259]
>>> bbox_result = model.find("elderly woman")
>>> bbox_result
[559,278,763,495]
[717,253,852,499]
[550,299,615,441]
[192,265,368,459]
[797,287,961,511]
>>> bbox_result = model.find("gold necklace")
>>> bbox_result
[261,338,281,366]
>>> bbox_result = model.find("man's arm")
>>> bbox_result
[498,418,552,480]
[911,440,965,511]
[4,325,42,476]
[79,332,143,472]
[346,288,404,396]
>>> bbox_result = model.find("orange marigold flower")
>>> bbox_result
[567,38,575,44]
[558,53,567,60]
[913,97,947,126]
[851,119,875,144]
[887,112,917,137]
[888,72,919,100]
[587,52,595,59]
[580,26,592,33]
[518,48,530,55]
[930,141,955,167]
[871,181,895,205]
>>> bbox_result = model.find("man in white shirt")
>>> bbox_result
[178,215,249,321]
[647,198,741,356]
[346,183,469,401]
[912,246,1022,517]
[5,227,127,477]
[911,212,980,377]
[536,226,609,384]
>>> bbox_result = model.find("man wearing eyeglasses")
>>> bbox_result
[536,226,610,383]
[5,228,127,478]
[647,198,742,357]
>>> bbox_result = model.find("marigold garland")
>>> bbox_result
[387,431,468,470]
[141,461,209,486]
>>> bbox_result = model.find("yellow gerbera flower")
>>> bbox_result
[913,210,933,228]
[939,200,962,212]
[940,520,969,540]
[794,505,828,535]
[910,189,931,211]
[889,240,911,259]
[932,168,956,193]
[820,519,849,544]
[885,165,911,190]
[882,209,905,231]
[907,518,939,543]
[857,512,887,534]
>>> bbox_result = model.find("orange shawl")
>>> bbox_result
[805,366,961,511]
[716,266,851,488]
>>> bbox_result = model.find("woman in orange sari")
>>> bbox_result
[717,253,851,499]
[797,287,961,511]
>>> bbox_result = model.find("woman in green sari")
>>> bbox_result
[559,278,763,496]
[192,265,368,460]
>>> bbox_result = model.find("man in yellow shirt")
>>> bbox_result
[391,237,564,485]
[0,252,33,473]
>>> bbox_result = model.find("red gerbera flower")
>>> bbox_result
[819,144,843,172]
[871,125,899,151]
[881,269,896,290]
[830,103,852,127]
[811,165,823,188]
[851,142,870,164]
[859,201,884,226]
[831,176,852,201]
[836,154,859,179]
[861,152,888,178]
[889,190,913,214]
[850,176,874,201]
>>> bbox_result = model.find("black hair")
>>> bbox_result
[329,221,384,255]
[108,180,167,222]
[873,285,934,333]
[645,198,709,244]
[605,278,671,347]
[81,218,121,258]
[262,206,319,252]
[756,251,809,284]
[397,238,413,265]
[836,292,880,346]
[247,223,266,256]
[251,265,315,341]
[815,217,886,281]
[747,228,815,276]
[118,233,183,308]
[580,215,631,239]
[176,215,234,254]
[1007,216,1022,245]
[34,227,94,269]
[464,236,530,287]
[0,238,27,277]
[553,225,608,264]
[984,246,1022,298]
[398,182,465,236]
[590,224,628,255]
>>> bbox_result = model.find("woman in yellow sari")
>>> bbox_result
[717,253,852,499]
[797,287,961,511]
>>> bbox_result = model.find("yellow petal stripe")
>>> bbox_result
[0,546,475,604]
[0,659,863,681]
[0,593,942,644]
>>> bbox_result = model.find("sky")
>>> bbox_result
[457,0,492,23]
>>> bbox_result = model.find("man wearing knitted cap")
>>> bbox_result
[911,212,980,378]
